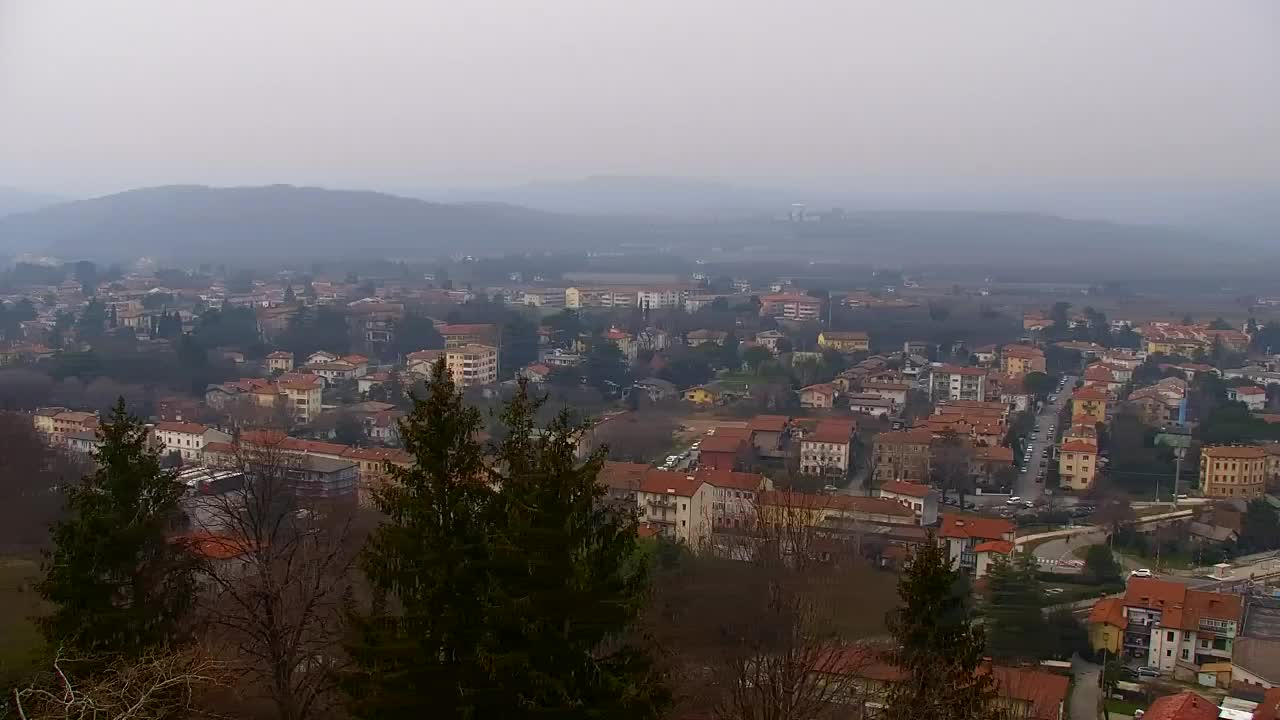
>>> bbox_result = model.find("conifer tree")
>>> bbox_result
[37,398,198,657]
[983,551,1048,663]
[883,538,998,720]
[341,360,494,719]
[478,384,668,717]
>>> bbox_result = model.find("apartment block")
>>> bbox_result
[1200,445,1269,499]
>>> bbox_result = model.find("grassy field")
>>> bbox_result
[0,555,47,680]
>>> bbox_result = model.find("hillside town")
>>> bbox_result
[3,259,1280,720]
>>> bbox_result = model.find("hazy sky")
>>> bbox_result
[2,0,1278,196]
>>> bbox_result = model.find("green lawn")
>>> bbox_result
[0,555,47,681]
[1105,698,1145,717]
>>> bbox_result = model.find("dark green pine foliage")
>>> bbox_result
[883,538,999,720]
[37,398,198,657]
[478,383,669,718]
[342,359,495,719]
[983,551,1048,663]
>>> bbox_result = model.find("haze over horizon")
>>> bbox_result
[2,1,1278,202]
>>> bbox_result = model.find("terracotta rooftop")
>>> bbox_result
[879,480,932,498]
[1142,691,1218,720]
[637,470,704,498]
[1088,597,1127,628]
[695,467,765,492]
[154,421,209,435]
[748,414,790,433]
[1201,445,1267,459]
[938,513,1014,540]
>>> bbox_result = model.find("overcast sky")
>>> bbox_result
[1,0,1277,196]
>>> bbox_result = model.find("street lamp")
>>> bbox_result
[1172,446,1187,506]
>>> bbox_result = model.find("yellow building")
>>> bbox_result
[1000,345,1046,377]
[1087,598,1125,655]
[1058,440,1099,491]
[445,344,499,387]
[1071,387,1109,425]
[682,386,719,405]
[1200,445,1269,499]
[817,331,870,353]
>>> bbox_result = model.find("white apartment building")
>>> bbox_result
[636,287,686,310]
[635,471,709,546]
[522,288,566,307]
[929,365,988,401]
[445,344,499,387]
[152,421,233,464]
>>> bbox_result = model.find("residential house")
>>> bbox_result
[937,513,1016,577]
[847,394,894,417]
[280,454,359,499]
[306,351,339,365]
[683,385,720,406]
[64,429,102,456]
[747,415,790,458]
[1058,440,1100,491]
[265,351,294,373]
[1229,385,1268,412]
[1140,691,1219,720]
[152,421,233,464]
[798,420,854,478]
[1001,344,1046,377]
[1089,597,1127,656]
[756,491,917,529]
[1071,386,1110,424]
[357,371,390,395]
[519,363,553,383]
[929,365,988,401]
[877,480,939,525]
[37,409,99,445]
[277,373,324,423]
[817,330,870,353]
[872,428,933,483]
[635,327,670,352]
[597,461,649,514]
[754,330,786,353]
[758,293,821,321]
[685,329,728,347]
[632,377,678,402]
[636,470,708,546]
[860,381,910,408]
[1200,445,1269,499]
[302,360,360,385]
[1113,577,1243,672]
[799,383,837,409]
[405,349,446,376]
[697,467,767,532]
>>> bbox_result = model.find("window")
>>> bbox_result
[1183,631,1191,641]
[1167,631,1175,642]
[1181,649,1189,660]
[681,503,686,511]
[1166,650,1172,657]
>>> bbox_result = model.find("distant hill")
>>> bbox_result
[0,185,660,261]
[0,187,66,218]
[0,183,1258,271]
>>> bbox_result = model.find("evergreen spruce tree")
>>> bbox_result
[477,383,669,717]
[342,360,495,719]
[37,398,198,657]
[983,551,1048,663]
[884,538,999,720]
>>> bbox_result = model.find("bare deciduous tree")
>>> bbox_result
[10,645,226,720]
[191,436,363,720]
[651,490,893,720]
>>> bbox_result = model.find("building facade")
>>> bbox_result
[1200,445,1269,499]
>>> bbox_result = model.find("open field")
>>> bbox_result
[0,554,46,680]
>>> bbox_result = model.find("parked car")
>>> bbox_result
[1131,569,1153,578]
[1006,497,1023,505]
[1136,666,1161,678]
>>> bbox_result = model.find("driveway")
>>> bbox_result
[1070,655,1101,720]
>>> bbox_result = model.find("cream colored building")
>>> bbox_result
[445,344,499,387]
[277,374,324,424]
[1058,440,1099,491]
[1200,445,1268,499]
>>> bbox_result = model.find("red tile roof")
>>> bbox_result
[1088,597,1127,628]
[757,491,915,517]
[1059,440,1098,453]
[440,323,495,336]
[987,664,1069,720]
[598,461,650,492]
[1142,691,1219,720]
[879,480,932,498]
[1201,444,1267,459]
[805,420,854,444]
[748,414,790,432]
[1072,386,1109,401]
[638,470,704,497]
[937,513,1014,540]
[154,421,209,435]
[1122,576,1187,610]
[699,435,746,454]
[695,467,765,492]
[973,539,1014,554]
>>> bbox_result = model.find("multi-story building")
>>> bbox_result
[872,428,933,483]
[635,287,686,310]
[564,287,638,309]
[301,360,360,385]
[1001,344,1046,377]
[859,382,910,408]
[876,480,939,525]
[1227,385,1268,412]
[929,365,988,401]
[799,420,855,477]
[277,373,324,424]
[152,421,233,464]
[1071,386,1110,424]
[937,513,1016,577]
[696,467,767,533]
[281,455,359,500]
[1200,445,1269,499]
[34,408,99,446]
[1107,577,1242,673]
[758,293,821,321]
[521,287,566,308]
[265,351,294,373]
[445,344,499,387]
[1058,440,1099,491]
[817,331,870,353]
[439,323,498,349]
[636,470,708,546]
